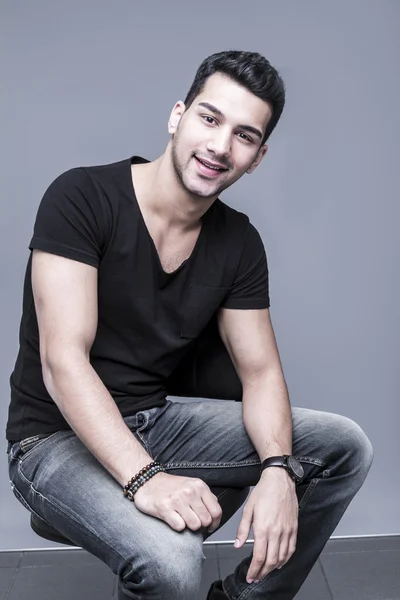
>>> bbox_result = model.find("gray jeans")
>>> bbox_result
[7,399,373,599]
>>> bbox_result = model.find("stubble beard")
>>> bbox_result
[171,137,231,200]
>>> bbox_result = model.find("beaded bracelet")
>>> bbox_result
[125,464,165,500]
[123,461,165,501]
[123,461,163,493]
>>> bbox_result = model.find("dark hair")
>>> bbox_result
[184,50,285,144]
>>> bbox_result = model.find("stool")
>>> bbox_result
[30,485,250,546]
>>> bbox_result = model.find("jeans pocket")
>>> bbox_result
[12,432,59,463]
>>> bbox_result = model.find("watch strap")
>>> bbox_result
[260,455,288,472]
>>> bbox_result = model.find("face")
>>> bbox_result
[168,72,272,199]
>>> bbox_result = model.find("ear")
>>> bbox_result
[168,101,185,134]
[247,144,268,174]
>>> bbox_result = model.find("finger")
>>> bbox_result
[285,532,297,563]
[201,491,223,532]
[235,509,252,548]
[266,533,282,572]
[276,534,290,569]
[246,534,267,583]
[256,531,281,579]
[190,498,218,531]
[163,510,187,532]
[176,502,203,531]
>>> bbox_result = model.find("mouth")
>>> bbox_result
[194,155,229,177]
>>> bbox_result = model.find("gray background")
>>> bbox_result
[1,0,399,550]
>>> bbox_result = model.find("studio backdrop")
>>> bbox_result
[1,0,399,550]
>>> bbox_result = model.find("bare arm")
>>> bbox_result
[32,249,154,486]
[217,307,292,462]
[217,307,298,581]
[32,249,221,532]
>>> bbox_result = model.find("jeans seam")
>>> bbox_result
[10,482,47,522]
[16,479,135,575]
[164,459,261,469]
[135,430,151,454]
[12,431,61,462]
[164,455,326,470]
[294,455,326,468]
[298,478,320,510]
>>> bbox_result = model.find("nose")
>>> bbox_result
[206,129,231,159]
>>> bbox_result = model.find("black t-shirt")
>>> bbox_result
[6,156,270,441]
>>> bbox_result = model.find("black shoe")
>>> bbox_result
[206,580,228,599]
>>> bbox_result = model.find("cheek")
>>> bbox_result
[179,119,207,147]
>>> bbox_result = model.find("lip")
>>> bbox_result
[195,156,228,170]
[194,155,228,177]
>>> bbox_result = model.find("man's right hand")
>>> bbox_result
[133,472,222,534]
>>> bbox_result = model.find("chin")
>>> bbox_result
[186,186,217,200]
[187,175,231,199]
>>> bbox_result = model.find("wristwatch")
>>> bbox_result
[260,455,304,483]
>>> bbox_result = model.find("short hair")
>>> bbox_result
[184,50,285,145]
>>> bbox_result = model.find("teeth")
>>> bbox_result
[198,158,222,170]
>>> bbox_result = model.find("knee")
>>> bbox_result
[329,413,374,478]
[121,528,204,599]
[159,533,204,598]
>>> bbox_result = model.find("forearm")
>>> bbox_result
[43,354,153,487]
[242,368,293,462]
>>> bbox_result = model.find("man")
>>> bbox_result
[6,50,373,599]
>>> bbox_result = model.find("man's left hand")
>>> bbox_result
[234,468,299,583]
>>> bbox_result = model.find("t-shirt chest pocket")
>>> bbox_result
[181,284,229,339]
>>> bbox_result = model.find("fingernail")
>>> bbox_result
[234,539,240,548]
[247,579,253,584]
[254,579,260,583]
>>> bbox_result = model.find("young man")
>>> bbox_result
[6,50,373,599]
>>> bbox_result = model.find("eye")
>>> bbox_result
[237,132,252,143]
[201,115,217,125]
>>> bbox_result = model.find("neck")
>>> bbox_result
[132,146,217,231]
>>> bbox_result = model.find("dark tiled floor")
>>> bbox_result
[0,536,399,599]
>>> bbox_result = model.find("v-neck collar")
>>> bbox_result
[127,155,209,279]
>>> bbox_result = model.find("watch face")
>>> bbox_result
[287,456,304,480]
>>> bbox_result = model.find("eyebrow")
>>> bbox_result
[197,101,264,140]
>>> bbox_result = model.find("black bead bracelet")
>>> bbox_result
[123,461,165,500]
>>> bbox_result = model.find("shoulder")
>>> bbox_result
[211,198,265,245]
[42,157,130,213]
[210,198,250,235]
[47,157,129,190]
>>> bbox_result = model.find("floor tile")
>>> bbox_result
[321,549,400,600]
[294,561,333,600]
[6,563,114,600]
[325,535,400,554]
[0,568,17,600]
[0,553,22,569]
[218,558,332,600]
[218,557,242,580]
[19,548,105,568]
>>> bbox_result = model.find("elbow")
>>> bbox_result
[241,364,285,390]
[41,348,88,394]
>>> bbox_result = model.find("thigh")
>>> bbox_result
[137,400,261,488]
[8,430,204,577]
[138,401,363,489]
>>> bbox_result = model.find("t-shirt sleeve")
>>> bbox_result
[29,168,108,268]
[221,222,270,309]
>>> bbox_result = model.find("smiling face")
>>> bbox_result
[168,73,272,199]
